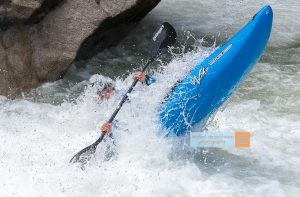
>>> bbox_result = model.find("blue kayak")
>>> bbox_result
[159,5,273,136]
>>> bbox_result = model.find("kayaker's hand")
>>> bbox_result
[101,122,112,135]
[134,71,146,83]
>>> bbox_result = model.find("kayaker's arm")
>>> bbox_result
[134,71,156,86]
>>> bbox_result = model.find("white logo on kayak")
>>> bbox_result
[209,44,232,65]
[192,67,208,85]
[153,25,164,41]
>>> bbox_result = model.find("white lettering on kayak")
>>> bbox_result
[209,44,232,66]
[192,67,208,85]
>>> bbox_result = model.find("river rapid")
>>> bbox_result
[0,0,299,196]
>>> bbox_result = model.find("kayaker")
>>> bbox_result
[98,70,156,102]
[99,70,156,134]
[97,82,115,101]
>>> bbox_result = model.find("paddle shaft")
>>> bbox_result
[94,57,155,147]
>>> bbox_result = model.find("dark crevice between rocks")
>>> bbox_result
[0,0,4,6]
[0,0,7,7]
[0,0,63,30]
[24,0,64,25]
[74,0,161,66]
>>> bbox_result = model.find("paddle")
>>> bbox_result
[70,22,177,166]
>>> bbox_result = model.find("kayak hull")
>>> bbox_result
[159,5,273,136]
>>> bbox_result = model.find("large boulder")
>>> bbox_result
[0,0,160,98]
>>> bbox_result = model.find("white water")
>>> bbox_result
[0,0,300,196]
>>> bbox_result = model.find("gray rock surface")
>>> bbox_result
[0,0,160,98]
[0,0,60,25]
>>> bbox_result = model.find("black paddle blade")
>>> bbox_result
[70,143,97,165]
[70,133,105,167]
[149,22,177,59]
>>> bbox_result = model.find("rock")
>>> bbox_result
[0,26,37,95]
[0,0,160,98]
[0,0,60,26]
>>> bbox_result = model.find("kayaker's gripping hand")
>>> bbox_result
[133,71,146,83]
[101,122,112,135]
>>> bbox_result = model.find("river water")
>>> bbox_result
[0,0,299,196]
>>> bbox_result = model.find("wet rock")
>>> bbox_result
[0,0,61,26]
[0,0,160,98]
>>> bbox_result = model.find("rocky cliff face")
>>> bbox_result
[0,0,160,98]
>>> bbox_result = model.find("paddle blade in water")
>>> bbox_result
[70,143,97,165]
